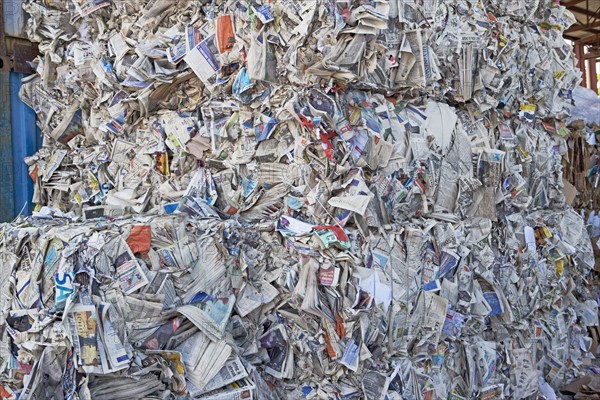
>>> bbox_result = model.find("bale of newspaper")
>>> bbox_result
[3,0,597,398]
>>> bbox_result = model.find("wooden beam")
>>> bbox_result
[583,50,600,60]
[0,0,11,73]
[3,37,38,74]
[575,33,600,45]
[563,0,586,7]
[575,42,587,87]
[566,21,600,33]
[588,58,598,92]
[569,5,600,19]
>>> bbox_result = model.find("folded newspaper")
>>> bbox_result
[1,0,597,398]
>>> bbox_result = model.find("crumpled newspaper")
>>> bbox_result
[0,205,597,399]
[18,0,580,219]
[1,0,596,399]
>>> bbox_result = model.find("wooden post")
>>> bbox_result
[575,42,587,87]
[588,57,598,94]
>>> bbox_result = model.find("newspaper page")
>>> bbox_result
[189,357,248,397]
[176,294,235,340]
[411,291,448,345]
[67,303,100,373]
[184,34,220,90]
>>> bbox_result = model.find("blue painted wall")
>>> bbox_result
[11,72,41,217]
[0,72,40,222]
